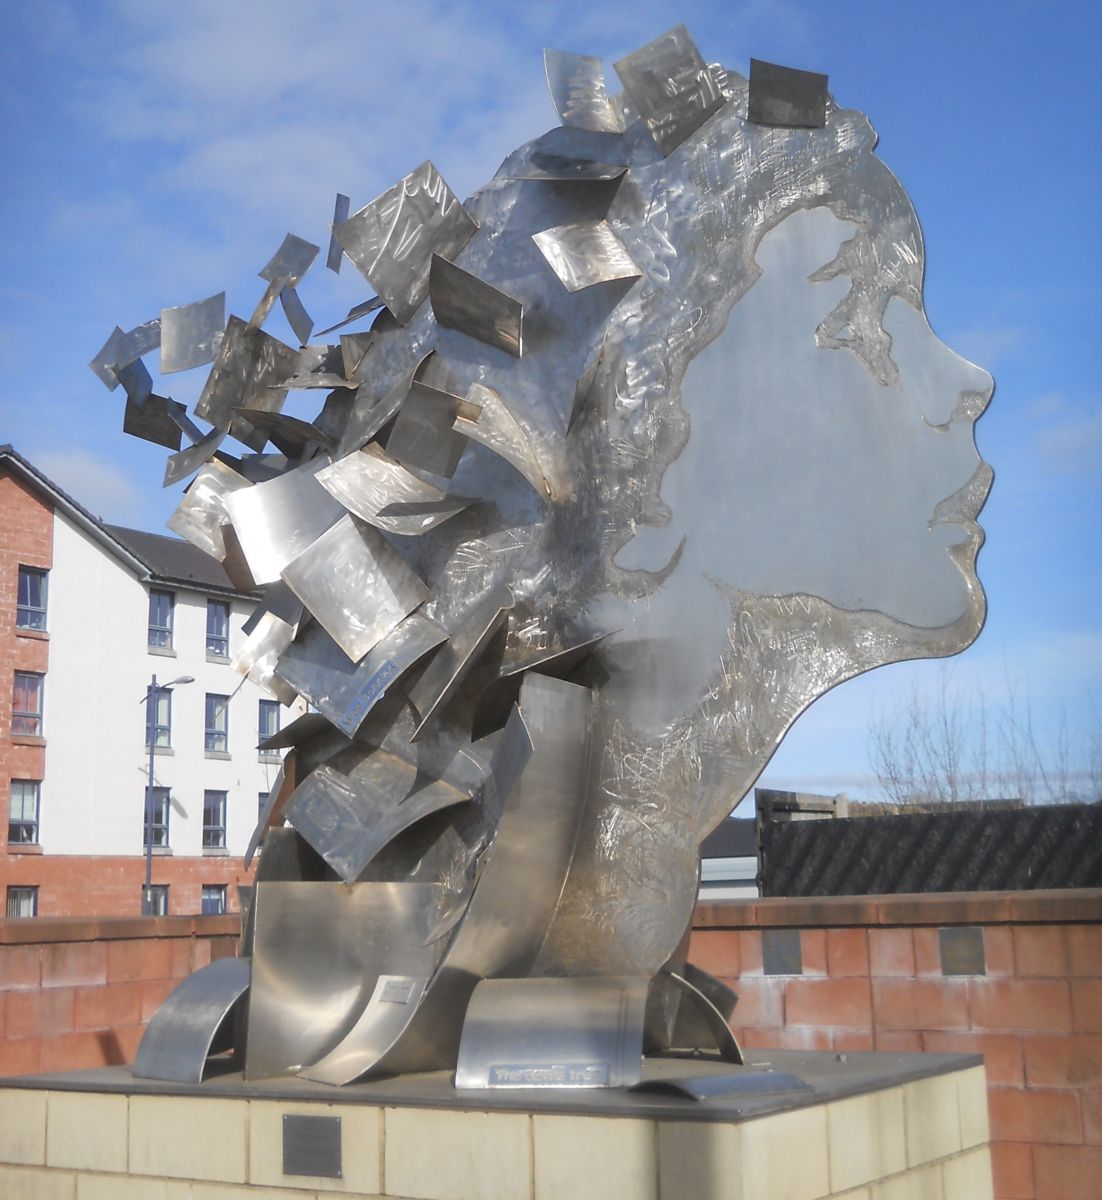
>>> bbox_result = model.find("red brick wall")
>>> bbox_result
[0,467,53,857]
[0,914,239,1077]
[2,853,257,918]
[692,890,1102,1200]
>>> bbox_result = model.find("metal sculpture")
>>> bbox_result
[95,26,992,1089]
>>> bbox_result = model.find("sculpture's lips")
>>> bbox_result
[928,460,994,537]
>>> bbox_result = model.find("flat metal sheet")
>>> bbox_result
[260,233,320,285]
[340,333,373,379]
[632,1070,813,1101]
[90,320,161,388]
[275,614,447,737]
[232,611,298,705]
[232,408,333,458]
[113,357,153,406]
[242,580,304,636]
[132,957,250,1083]
[614,25,725,156]
[333,161,477,325]
[543,48,625,134]
[223,456,345,585]
[407,582,513,739]
[532,221,640,292]
[166,458,251,559]
[195,315,298,450]
[316,296,385,338]
[454,383,564,499]
[160,292,225,374]
[163,426,227,487]
[279,285,314,346]
[282,1113,341,1178]
[747,58,828,129]
[280,514,427,662]
[327,194,351,273]
[286,746,470,884]
[316,444,469,536]
[429,255,523,357]
[502,155,628,182]
[245,881,443,1080]
[123,393,185,451]
[259,711,334,751]
[385,380,469,479]
[456,976,648,1089]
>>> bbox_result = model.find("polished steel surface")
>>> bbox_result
[245,881,444,1080]
[666,970,743,1062]
[429,255,523,357]
[101,29,993,1090]
[327,194,351,273]
[166,458,251,559]
[532,221,640,292]
[244,760,289,870]
[132,957,250,1083]
[316,443,470,536]
[231,611,298,706]
[455,976,648,1089]
[163,426,227,487]
[232,408,333,458]
[114,357,153,406]
[223,456,345,585]
[747,58,829,128]
[160,292,225,374]
[122,393,185,451]
[280,514,427,662]
[279,285,315,346]
[334,161,477,325]
[90,320,161,389]
[260,234,320,285]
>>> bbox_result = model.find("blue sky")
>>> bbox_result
[1,0,1099,805]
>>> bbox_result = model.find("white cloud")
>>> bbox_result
[34,448,143,524]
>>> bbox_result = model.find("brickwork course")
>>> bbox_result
[692,889,1102,1200]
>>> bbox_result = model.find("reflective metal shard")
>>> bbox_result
[90,320,162,389]
[532,220,640,292]
[123,393,186,451]
[166,458,251,559]
[429,255,523,357]
[614,25,725,156]
[747,58,828,129]
[333,161,477,325]
[453,383,561,499]
[326,193,351,273]
[163,427,227,487]
[544,48,625,134]
[231,611,298,706]
[280,514,428,663]
[279,285,314,346]
[160,292,225,374]
[385,380,470,479]
[317,443,469,536]
[259,233,320,285]
[113,357,153,406]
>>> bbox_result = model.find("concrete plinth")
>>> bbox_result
[0,1051,992,1199]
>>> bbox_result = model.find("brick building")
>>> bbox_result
[0,446,297,919]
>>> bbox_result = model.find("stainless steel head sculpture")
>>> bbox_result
[99,27,992,1088]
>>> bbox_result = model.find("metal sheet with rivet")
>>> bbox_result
[160,292,225,374]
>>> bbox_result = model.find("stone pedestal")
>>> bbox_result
[0,1051,992,1199]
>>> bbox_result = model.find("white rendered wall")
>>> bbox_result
[42,512,296,858]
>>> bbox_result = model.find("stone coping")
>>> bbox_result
[0,913,240,946]
[1,1050,981,1125]
[695,887,1102,930]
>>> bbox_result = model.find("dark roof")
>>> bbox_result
[105,525,244,595]
[0,444,252,601]
[701,818,756,859]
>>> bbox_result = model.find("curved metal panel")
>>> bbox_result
[259,233,320,286]
[166,458,251,560]
[429,256,523,358]
[543,48,625,135]
[532,221,640,293]
[132,957,250,1083]
[160,292,223,374]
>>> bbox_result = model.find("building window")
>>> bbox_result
[201,884,227,915]
[16,566,48,631]
[148,589,174,649]
[259,791,269,815]
[258,699,280,752]
[6,886,38,918]
[206,600,230,658]
[142,885,169,916]
[203,790,227,850]
[146,686,172,749]
[8,780,40,844]
[12,671,44,736]
[144,786,170,849]
[205,693,229,753]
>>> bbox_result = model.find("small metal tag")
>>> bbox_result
[939,927,986,976]
[282,1114,342,1179]
[488,1062,610,1086]
[763,928,803,976]
[380,976,416,1004]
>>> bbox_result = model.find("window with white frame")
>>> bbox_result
[16,566,48,631]
[8,780,40,844]
[258,699,280,754]
[201,884,227,915]
[148,589,174,649]
[203,790,227,850]
[205,693,229,753]
[144,786,170,849]
[142,884,168,916]
[206,600,230,658]
[146,686,172,749]
[12,671,44,736]
[6,886,38,918]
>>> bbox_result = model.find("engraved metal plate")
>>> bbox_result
[282,1114,341,1179]
[939,926,986,976]
[762,928,803,976]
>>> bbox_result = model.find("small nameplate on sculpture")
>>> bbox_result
[488,1062,610,1087]
[380,977,417,1004]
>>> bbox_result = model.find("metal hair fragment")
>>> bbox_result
[532,220,640,292]
[543,48,625,134]
[429,255,523,357]
[453,383,561,499]
[231,611,298,706]
[160,293,225,374]
[279,286,314,346]
[316,295,385,338]
[113,357,153,407]
[90,320,161,389]
[166,458,251,559]
[747,58,828,128]
[163,426,227,487]
[334,161,477,325]
[385,380,470,479]
[123,394,186,451]
[614,25,725,156]
[259,234,320,286]
[232,408,333,458]
[327,193,351,273]
[502,155,628,183]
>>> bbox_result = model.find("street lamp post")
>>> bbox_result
[141,672,193,915]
